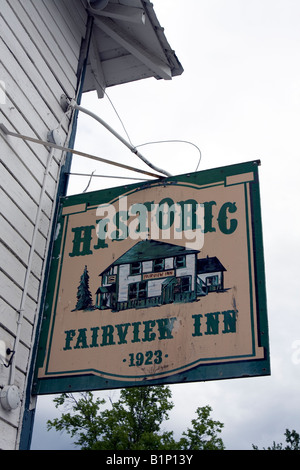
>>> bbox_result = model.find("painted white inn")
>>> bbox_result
[96,239,227,312]
[0,0,182,449]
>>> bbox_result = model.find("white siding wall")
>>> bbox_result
[118,264,141,302]
[147,278,165,298]
[142,260,152,273]
[198,271,222,285]
[176,254,196,288]
[0,0,88,449]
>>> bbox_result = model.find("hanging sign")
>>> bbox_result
[33,160,270,394]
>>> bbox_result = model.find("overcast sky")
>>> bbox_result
[31,0,300,450]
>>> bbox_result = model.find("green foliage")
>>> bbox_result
[253,429,300,450]
[47,392,105,449]
[47,386,225,450]
[178,405,225,450]
[92,386,174,450]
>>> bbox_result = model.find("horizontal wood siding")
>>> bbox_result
[0,0,88,449]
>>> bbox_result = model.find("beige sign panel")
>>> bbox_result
[34,161,270,394]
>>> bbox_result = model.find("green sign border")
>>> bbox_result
[33,160,270,394]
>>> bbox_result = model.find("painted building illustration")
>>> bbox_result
[95,239,227,311]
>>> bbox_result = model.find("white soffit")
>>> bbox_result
[83,0,184,97]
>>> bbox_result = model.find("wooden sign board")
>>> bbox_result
[33,160,270,394]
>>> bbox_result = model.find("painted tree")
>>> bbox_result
[73,265,94,311]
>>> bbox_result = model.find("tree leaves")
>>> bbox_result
[47,387,225,450]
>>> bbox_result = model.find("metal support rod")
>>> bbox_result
[69,98,172,177]
[0,124,164,179]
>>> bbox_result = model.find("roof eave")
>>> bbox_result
[82,0,183,96]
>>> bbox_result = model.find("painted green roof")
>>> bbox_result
[100,239,199,274]
[197,256,226,274]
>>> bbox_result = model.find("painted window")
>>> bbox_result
[128,281,147,300]
[175,255,186,268]
[153,258,165,272]
[206,275,219,286]
[130,261,142,275]
[174,276,191,293]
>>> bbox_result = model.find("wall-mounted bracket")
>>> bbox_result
[0,123,164,179]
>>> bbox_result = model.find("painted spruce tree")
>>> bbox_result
[73,265,94,311]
